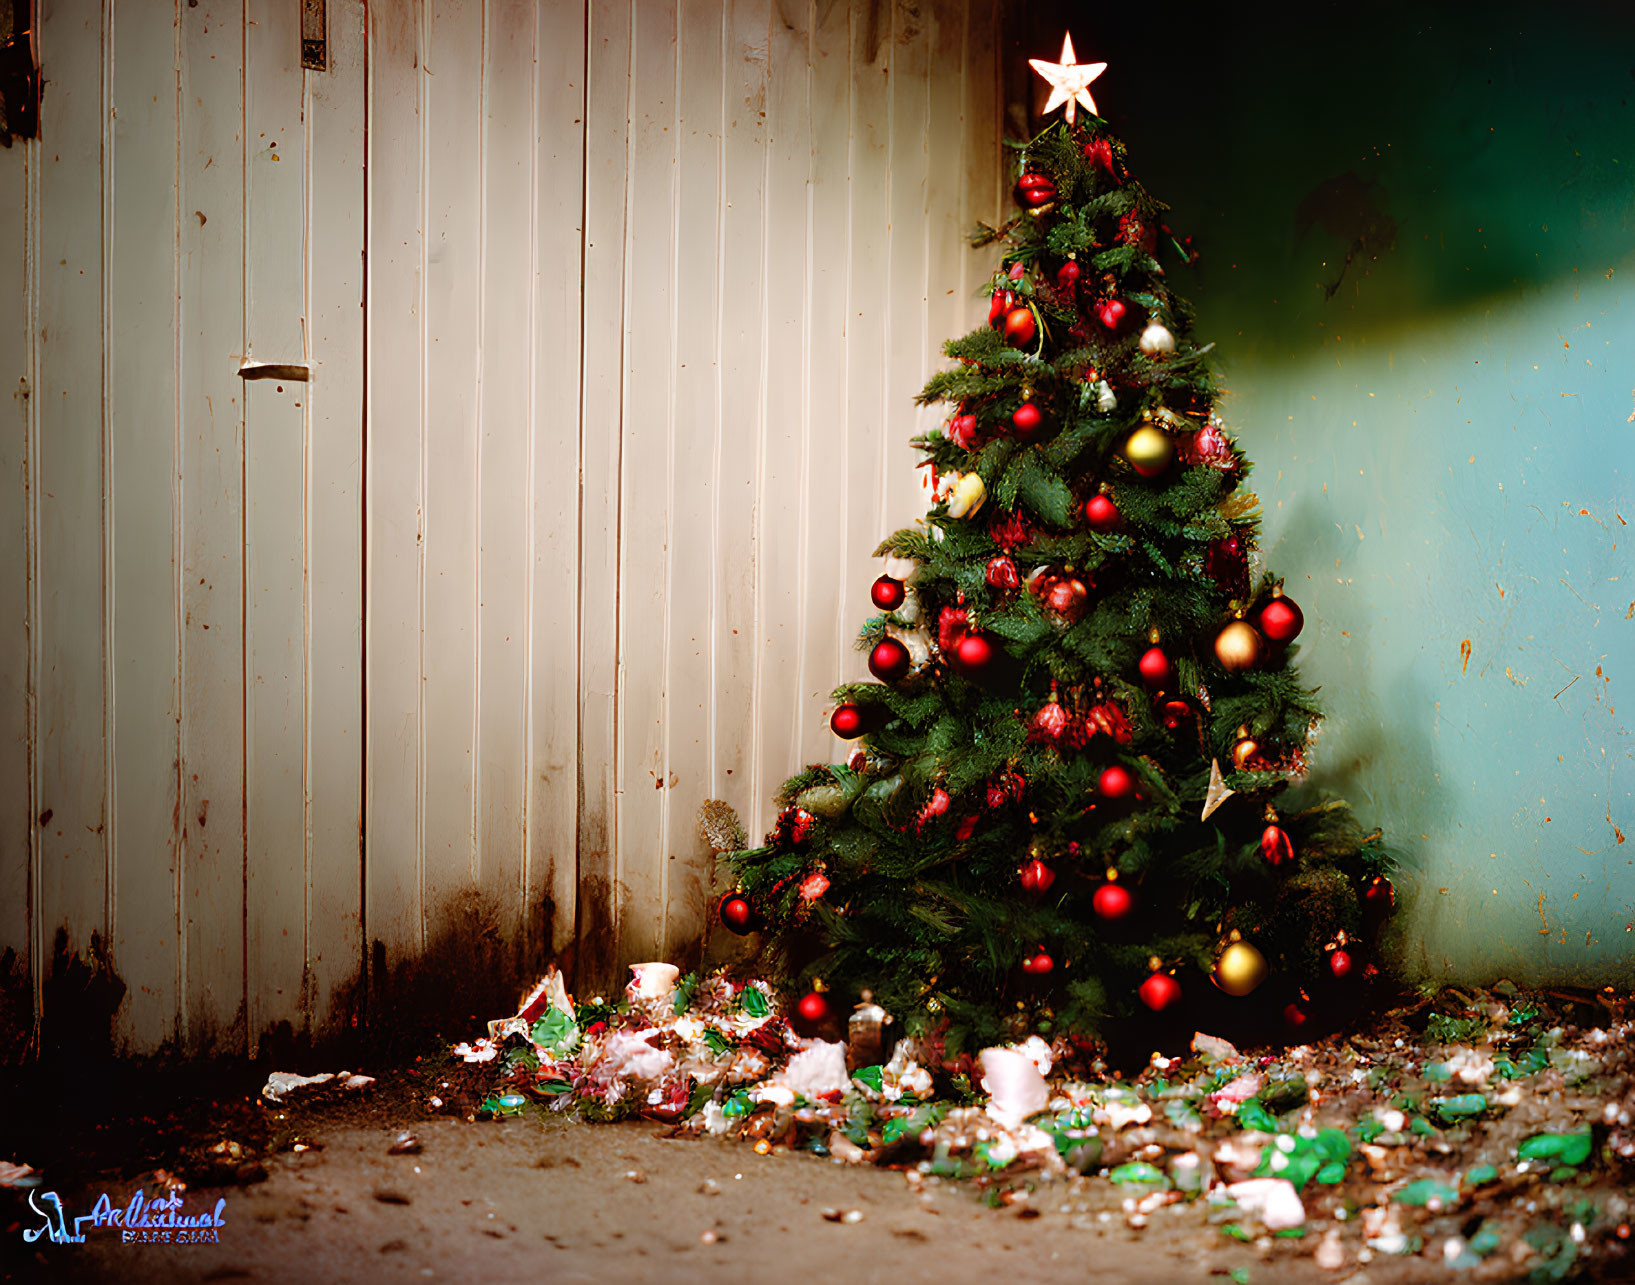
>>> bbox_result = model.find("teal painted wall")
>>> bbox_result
[1075,3,1633,982]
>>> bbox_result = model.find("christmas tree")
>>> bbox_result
[719,37,1395,1053]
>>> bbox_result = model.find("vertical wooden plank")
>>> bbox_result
[612,0,677,969]
[716,0,768,836]
[243,0,309,1051]
[524,0,584,969]
[963,0,1000,289]
[34,0,110,997]
[663,0,723,962]
[577,0,633,992]
[884,0,930,529]
[800,0,853,774]
[107,0,182,1054]
[0,100,32,998]
[179,0,248,1054]
[476,0,537,954]
[305,0,366,1035]
[420,0,482,933]
[745,0,811,884]
[365,0,425,971]
[843,0,891,698]
[922,0,966,431]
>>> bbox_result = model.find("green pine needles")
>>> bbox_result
[722,117,1394,1054]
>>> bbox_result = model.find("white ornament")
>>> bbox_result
[900,631,931,667]
[628,961,680,1000]
[979,1046,1050,1128]
[896,585,920,624]
[1139,322,1176,356]
[1096,379,1118,412]
[779,1041,851,1097]
[1225,1178,1306,1231]
[1027,33,1107,125]
[883,554,918,581]
[946,471,987,519]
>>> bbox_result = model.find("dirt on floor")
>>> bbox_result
[3,986,1633,1285]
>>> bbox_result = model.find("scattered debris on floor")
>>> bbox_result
[440,965,1633,1280]
[260,1070,376,1103]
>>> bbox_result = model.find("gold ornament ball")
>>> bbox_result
[1214,940,1268,996]
[1230,729,1259,771]
[1123,425,1174,478]
[1213,620,1263,672]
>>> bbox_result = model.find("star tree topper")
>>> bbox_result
[1029,33,1107,125]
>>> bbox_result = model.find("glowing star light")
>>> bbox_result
[1029,34,1107,124]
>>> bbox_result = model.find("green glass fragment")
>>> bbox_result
[739,986,769,1018]
[1236,1099,1277,1132]
[530,1006,581,1056]
[1410,1116,1437,1137]
[852,1065,884,1094]
[1108,1161,1170,1188]
[1393,1178,1459,1207]
[1463,1164,1499,1187]
[1220,1223,1252,1242]
[1518,1130,1593,1167]
[1432,1093,1488,1121]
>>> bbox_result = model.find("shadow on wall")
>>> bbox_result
[367,887,559,1055]
[1274,496,1444,975]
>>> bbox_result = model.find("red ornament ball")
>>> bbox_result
[1094,298,1127,331]
[1056,259,1081,294]
[1011,401,1045,442]
[1139,971,1182,1012]
[1258,593,1305,644]
[947,412,978,448]
[1260,825,1294,867]
[1015,171,1057,208]
[1042,576,1089,618]
[1158,698,1194,730]
[1137,645,1173,690]
[871,574,905,612]
[1083,493,1120,532]
[1003,306,1037,349]
[988,288,1014,328]
[1092,881,1134,921]
[719,895,755,935]
[1020,950,1054,975]
[953,632,996,678]
[1028,699,1069,744]
[1329,950,1354,979]
[794,990,830,1025]
[1097,764,1135,799]
[985,555,1020,590]
[830,703,868,739]
[1283,1002,1309,1029]
[868,637,911,683]
[1019,859,1056,895]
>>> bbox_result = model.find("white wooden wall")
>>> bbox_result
[0,0,1003,1054]
[0,0,366,1056]
[364,0,1002,998]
